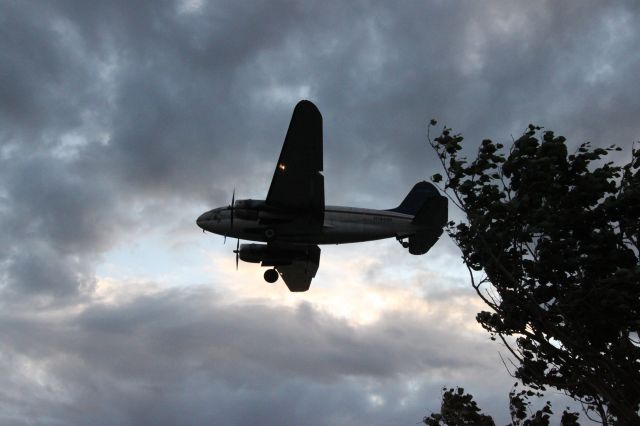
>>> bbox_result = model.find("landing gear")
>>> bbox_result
[396,236,409,248]
[264,228,276,241]
[264,268,279,283]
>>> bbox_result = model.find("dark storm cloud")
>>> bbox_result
[0,286,495,425]
[323,1,640,201]
[1,0,639,423]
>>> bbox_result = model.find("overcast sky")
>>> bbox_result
[1,1,639,425]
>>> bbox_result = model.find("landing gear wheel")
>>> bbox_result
[264,228,276,241]
[396,236,409,249]
[264,269,279,283]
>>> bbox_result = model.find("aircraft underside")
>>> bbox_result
[222,214,413,245]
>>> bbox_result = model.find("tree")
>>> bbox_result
[423,385,580,425]
[423,387,495,425]
[427,122,640,424]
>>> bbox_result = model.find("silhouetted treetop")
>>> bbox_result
[428,122,639,425]
[423,387,495,426]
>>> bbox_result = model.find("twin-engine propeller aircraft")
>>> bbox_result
[197,100,447,292]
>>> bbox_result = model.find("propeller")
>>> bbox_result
[233,239,240,270]
[224,188,236,245]
[230,188,235,230]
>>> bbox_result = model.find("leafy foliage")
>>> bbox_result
[423,385,580,425]
[423,387,495,425]
[427,122,640,424]
[508,384,552,425]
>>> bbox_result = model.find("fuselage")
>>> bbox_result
[196,200,425,245]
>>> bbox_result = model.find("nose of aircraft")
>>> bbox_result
[196,211,209,229]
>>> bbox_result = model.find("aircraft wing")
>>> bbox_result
[271,244,321,292]
[266,100,324,220]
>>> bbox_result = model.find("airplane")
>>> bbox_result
[196,100,448,292]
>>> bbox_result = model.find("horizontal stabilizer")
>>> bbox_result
[408,228,443,255]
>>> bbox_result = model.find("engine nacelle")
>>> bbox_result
[238,244,268,263]
[238,243,314,266]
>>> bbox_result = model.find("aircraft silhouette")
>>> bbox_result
[197,100,447,291]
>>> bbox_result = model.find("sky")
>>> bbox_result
[1,1,639,424]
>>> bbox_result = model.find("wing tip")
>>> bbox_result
[295,99,320,115]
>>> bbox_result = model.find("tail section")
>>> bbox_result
[408,230,442,255]
[387,181,441,215]
[411,189,448,227]
[390,181,448,255]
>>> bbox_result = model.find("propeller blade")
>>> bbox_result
[233,239,240,270]
[224,188,236,245]
[230,188,235,230]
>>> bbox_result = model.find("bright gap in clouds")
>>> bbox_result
[96,213,476,328]
[90,221,525,423]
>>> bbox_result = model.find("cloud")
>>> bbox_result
[2,0,638,423]
[0,283,508,425]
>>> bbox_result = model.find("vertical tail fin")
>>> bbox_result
[387,181,440,215]
[412,192,448,227]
